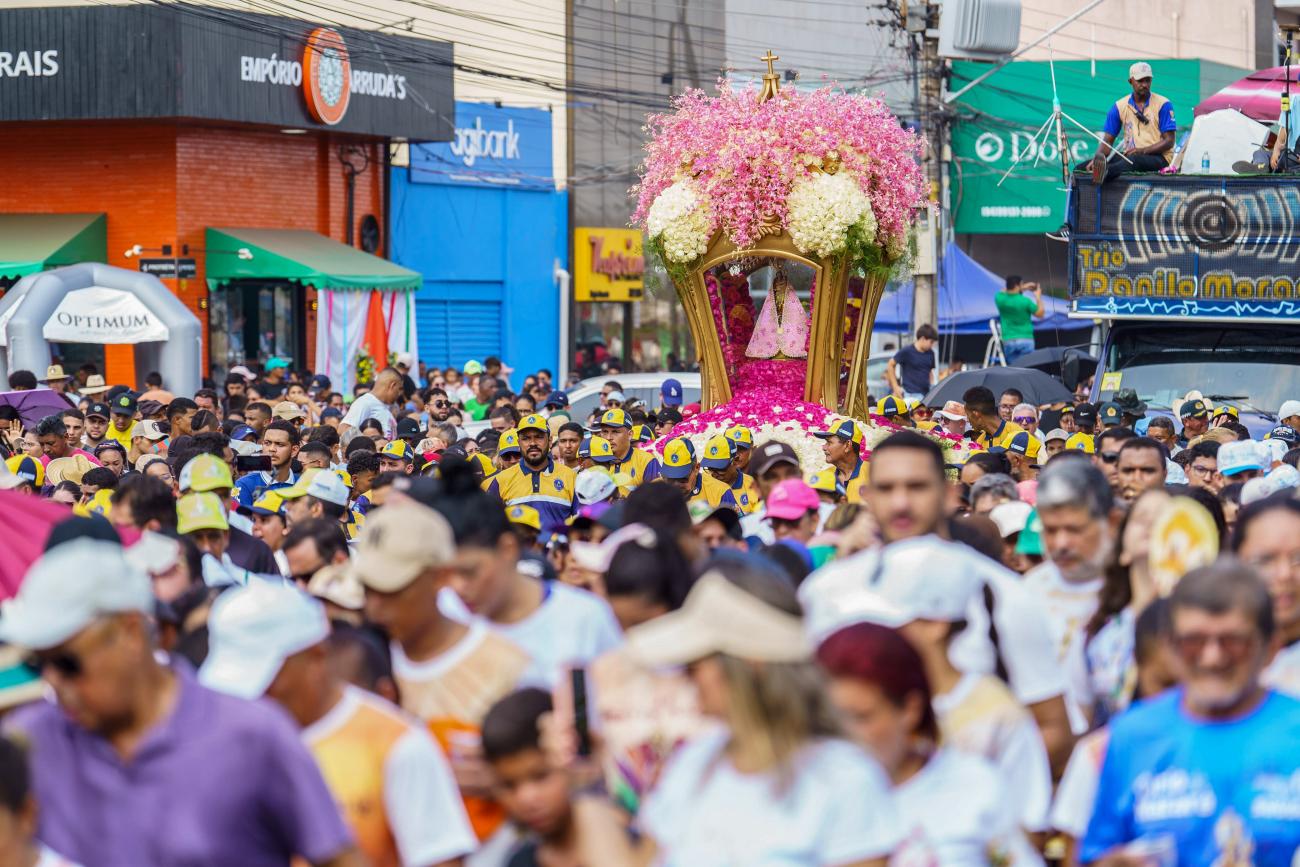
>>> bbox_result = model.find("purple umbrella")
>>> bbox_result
[1195,66,1300,123]
[0,389,75,430]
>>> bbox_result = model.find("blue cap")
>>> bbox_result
[265,357,291,372]
[543,390,569,408]
[661,378,683,407]
[231,424,257,441]
[320,407,343,420]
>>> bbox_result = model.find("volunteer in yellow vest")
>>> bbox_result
[700,434,760,514]
[724,425,755,474]
[807,465,846,506]
[1088,61,1175,185]
[814,418,866,491]
[494,428,522,472]
[963,386,1041,463]
[660,437,739,510]
[485,413,577,538]
[598,408,660,489]
[201,582,476,867]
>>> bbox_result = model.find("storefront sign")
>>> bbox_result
[0,6,452,139]
[1071,175,1300,321]
[574,229,644,302]
[138,258,198,279]
[949,59,1247,235]
[43,286,170,344]
[410,102,555,189]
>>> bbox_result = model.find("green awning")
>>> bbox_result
[205,227,421,292]
[0,213,107,280]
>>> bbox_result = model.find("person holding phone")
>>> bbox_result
[995,276,1045,365]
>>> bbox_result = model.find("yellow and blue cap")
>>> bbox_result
[599,408,632,429]
[249,491,286,517]
[1065,432,1095,454]
[498,428,521,456]
[813,418,863,446]
[875,395,909,418]
[507,504,542,531]
[5,455,44,488]
[661,437,697,480]
[807,466,845,496]
[701,434,734,470]
[589,436,615,465]
[380,440,415,462]
[725,425,754,451]
[469,452,496,477]
[518,413,549,434]
[635,424,654,444]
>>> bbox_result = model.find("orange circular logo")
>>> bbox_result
[302,27,351,125]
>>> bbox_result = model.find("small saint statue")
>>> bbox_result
[745,268,809,359]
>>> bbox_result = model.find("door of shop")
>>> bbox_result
[208,280,304,377]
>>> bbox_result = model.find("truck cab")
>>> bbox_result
[1068,174,1300,436]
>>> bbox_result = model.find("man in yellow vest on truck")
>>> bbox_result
[1088,61,1176,185]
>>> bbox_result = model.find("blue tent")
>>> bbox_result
[873,242,1080,335]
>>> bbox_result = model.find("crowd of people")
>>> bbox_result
[0,354,1299,867]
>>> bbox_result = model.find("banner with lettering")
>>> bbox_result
[1070,175,1300,322]
[42,286,170,344]
[409,102,554,190]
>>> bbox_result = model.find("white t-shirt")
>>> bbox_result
[933,672,1054,833]
[1021,563,1102,664]
[640,726,902,866]
[894,748,1044,867]
[440,581,623,688]
[801,537,1067,706]
[302,685,476,867]
[341,392,396,440]
[1049,727,1110,839]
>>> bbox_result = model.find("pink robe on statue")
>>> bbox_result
[745,286,809,359]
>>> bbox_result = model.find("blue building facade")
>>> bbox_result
[390,102,566,382]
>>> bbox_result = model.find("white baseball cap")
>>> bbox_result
[570,522,653,573]
[200,582,330,700]
[1279,400,1300,421]
[1129,61,1153,81]
[1218,440,1268,477]
[304,470,350,507]
[1044,428,1069,444]
[811,537,982,633]
[575,468,616,505]
[989,501,1033,539]
[0,540,153,650]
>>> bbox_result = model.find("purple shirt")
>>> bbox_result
[8,661,352,866]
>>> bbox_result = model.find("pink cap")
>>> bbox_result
[766,479,820,521]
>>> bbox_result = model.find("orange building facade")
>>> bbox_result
[0,5,451,382]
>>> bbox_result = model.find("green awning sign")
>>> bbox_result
[0,213,107,279]
[205,227,421,292]
[949,59,1249,235]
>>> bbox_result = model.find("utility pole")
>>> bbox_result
[910,2,943,334]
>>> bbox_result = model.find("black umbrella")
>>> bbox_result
[1016,346,1098,379]
[923,367,1075,408]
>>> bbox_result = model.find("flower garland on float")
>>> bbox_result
[634,72,968,471]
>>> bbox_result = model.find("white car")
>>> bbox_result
[459,372,701,437]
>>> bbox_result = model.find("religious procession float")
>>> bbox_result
[635,53,968,470]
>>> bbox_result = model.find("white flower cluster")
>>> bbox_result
[667,419,833,477]
[647,180,713,264]
[785,172,877,259]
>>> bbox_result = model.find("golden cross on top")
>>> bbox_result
[761,50,779,77]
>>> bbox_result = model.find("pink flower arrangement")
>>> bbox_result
[633,80,927,253]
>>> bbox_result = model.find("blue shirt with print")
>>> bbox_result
[1082,688,1300,866]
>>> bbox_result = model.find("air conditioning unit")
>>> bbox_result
[938,0,1021,61]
